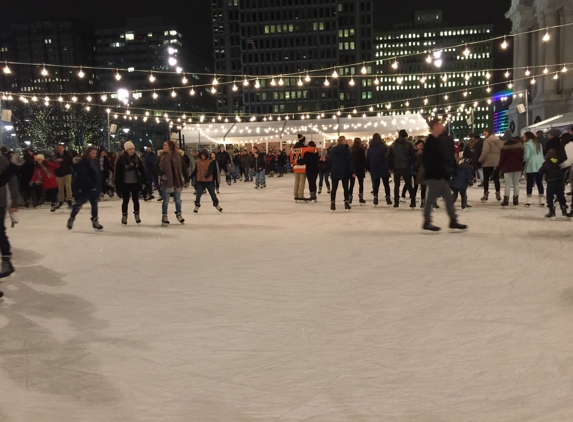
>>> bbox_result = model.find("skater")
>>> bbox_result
[412,140,429,208]
[450,158,474,210]
[498,135,524,207]
[31,154,60,212]
[422,119,467,233]
[144,146,159,196]
[290,135,308,202]
[240,149,253,182]
[98,149,113,199]
[0,150,19,284]
[366,133,391,206]
[386,129,417,209]
[349,138,367,205]
[191,150,223,214]
[329,136,356,211]
[67,147,103,231]
[479,128,504,202]
[318,149,331,194]
[54,144,74,208]
[253,150,266,189]
[19,148,36,208]
[277,149,287,177]
[209,152,221,193]
[473,134,484,187]
[304,141,320,202]
[114,141,148,225]
[157,140,189,226]
[523,131,545,206]
[541,149,568,218]
[216,145,232,185]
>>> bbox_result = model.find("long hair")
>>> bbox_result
[82,146,97,159]
[524,131,539,153]
[165,140,176,154]
[351,138,363,152]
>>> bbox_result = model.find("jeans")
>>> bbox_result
[546,181,566,209]
[255,170,266,185]
[307,171,318,196]
[372,177,391,197]
[0,207,10,257]
[57,174,73,202]
[393,169,414,201]
[526,172,544,195]
[503,171,521,197]
[424,179,457,223]
[195,181,219,206]
[294,173,306,199]
[477,167,484,183]
[331,178,350,202]
[482,166,500,193]
[70,190,99,220]
[244,168,253,182]
[162,190,182,215]
[349,176,364,197]
[121,183,140,214]
[319,170,331,188]
[278,165,286,176]
[147,169,159,193]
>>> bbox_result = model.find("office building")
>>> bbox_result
[374,10,494,138]
[211,0,373,116]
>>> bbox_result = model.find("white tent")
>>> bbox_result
[174,114,429,148]
[521,112,573,135]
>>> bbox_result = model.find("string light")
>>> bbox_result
[374,77,380,85]
[504,69,510,78]
[553,73,559,80]
[501,37,508,49]
[324,76,330,86]
[485,72,491,80]
[65,103,70,109]
[41,65,48,76]
[78,67,85,78]
[543,67,549,74]
[391,59,398,70]
[562,65,568,73]
[71,96,77,102]
[305,73,311,82]
[332,68,339,78]
[190,87,195,95]
[101,94,107,102]
[3,61,10,74]
[270,77,276,86]
[426,54,432,64]
[442,74,448,82]
[419,76,427,84]
[86,95,92,102]
[152,91,158,99]
[486,86,491,93]
[464,73,470,81]
[254,79,260,89]
[232,82,238,91]
[171,90,176,97]
[543,28,550,42]
[525,68,531,76]
[278,75,284,86]
[114,69,121,80]
[182,74,188,84]
[349,77,355,86]
[211,86,217,94]
[361,63,368,74]
[444,94,449,100]
[31,96,37,102]
[463,45,470,58]
[149,72,156,82]
[58,96,63,102]
[297,77,303,87]
[212,75,218,86]
[530,77,536,85]
[85,106,90,111]
[405,101,410,107]
[508,81,513,89]
[396,75,403,85]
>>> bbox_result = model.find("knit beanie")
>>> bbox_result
[548,128,562,138]
[35,154,45,161]
[124,141,135,150]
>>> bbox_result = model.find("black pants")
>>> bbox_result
[482,166,501,193]
[547,181,566,209]
[372,178,391,197]
[121,184,140,214]
[401,176,415,198]
[195,181,219,206]
[413,183,426,201]
[393,169,414,200]
[452,186,468,203]
[331,178,350,203]
[306,171,318,196]
[349,176,364,197]
[0,207,11,257]
[70,191,99,220]
[45,187,58,205]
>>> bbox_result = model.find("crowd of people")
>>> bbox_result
[1,123,573,298]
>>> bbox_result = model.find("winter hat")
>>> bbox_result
[124,141,135,150]
[398,129,408,138]
[501,129,513,141]
[35,154,45,161]
[548,128,562,138]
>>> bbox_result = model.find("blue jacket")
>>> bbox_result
[72,157,101,197]
[144,151,157,170]
[366,141,390,179]
[329,144,356,180]
[450,161,473,189]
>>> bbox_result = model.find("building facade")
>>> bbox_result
[374,11,494,138]
[211,0,373,116]
[505,0,573,133]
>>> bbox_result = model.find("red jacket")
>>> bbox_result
[498,142,524,173]
[32,160,60,190]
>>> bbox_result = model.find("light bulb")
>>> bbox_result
[391,60,398,70]
[101,95,107,102]
[562,65,568,73]
[297,78,303,86]
[243,77,249,87]
[270,77,276,86]
[78,68,84,78]
[543,67,549,74]
[504,69,510,78]
[531,77,536,85]
[444,95,449,100]
[374,77,380,85]
[152,92,158,99]
[397,76,403,84]
[324,77,330,86]
[442,74,448,82]
[176,67,182,73]
[232,83,238,92]
[465,73,470,81]
[212,75,218,85]
[149,73,155,82]
[508,82,513,89]
[85,106,90,111]
[332,69,339,78]
[211,86,217,94]
[115,71,121,81]
[525,68,531,76]
[86,96,92,102]
[426,54,432,64]
[405,101,410,106]
[65,103,70,109]
[305,73,310,82]
[361,64,368,74]
[3,62,10,74]
[278,76,284,86]
[485,72,491,79]
[71,96,77,102]
[553,73,559,80]
[424,98,428,105]
[543,29,550,42]
[171,90,176,97]
[349,78,355,86]
[182,75,188,84]
[420,76,426,84]
[254,79,260,89]
[190,87,195,96]
[463,91,468,97]
[41,66,48,76]
[501,38,508,49]
[486,86,491,93]
[32,96,37,102]
[463,45,470,57]
[145,111,149,116]
[58,96,63,102]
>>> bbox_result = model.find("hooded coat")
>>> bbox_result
[386,137,416,171]
[498,139,524,173]
[479,134,503,168]
[329,143,356,180]
[366,138,390,179]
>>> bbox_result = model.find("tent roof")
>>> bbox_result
[175,114,429,145]
[522,112,573,134]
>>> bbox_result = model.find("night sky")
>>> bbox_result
[1,0,512,62]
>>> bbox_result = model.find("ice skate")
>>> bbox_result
[560,205,568,217]
[344,200,351,211]
[327,187,331,194]
[422,221,441,233]
[66,217,74,230]
[513,196,519,208]
[545,207,556,219]
[359,194,366,206]
[539,195,545,207]
[310,195,317,203]
[50,203,57,212]
[481,192,489,203]
[420,199,425,208]
[176,212,185,224]
[161,214,170,227]
[501,196,509,208]
[318,187,322,194]
[91,217,103,232]
[409,198,416,209]
[495,191,502,201]
[134,212,141,224]
[122,213,128,225]
[0,257,15,279]
[449,221,468,233]
[214,204,223,212]
[331,202,336,212]
[255,184,260,189]
[373,196,378,207]
[525,195,532,207]
[194,204,200,214]
[349,195,353,205]
[386,196,392,206]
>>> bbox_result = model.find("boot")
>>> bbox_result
[422,220,441,232]
[386,196,392,205]
[513,196,519,207]
[344,200,351,211]
[162,214,170,227]
[214,204,223,212]
[255,184,260,189]
[539,195,545,206]
[373,196,379,206]
[496,191,502,201]
[310,194,317,203]
[359,194,366,205]
[331,202,336,212]
[461,195,471,210]
[481,192,489,202]
[0,256,15,278]
[409,198,416,209]
[327,187,331,194]
[176,212,185,224]
[349,195,353,205]
[122,213,128,225]
[560,204,568,217]
[134,212,141,224]
[393,196,399,208]
[67,199,73,208]
[318,187,322,194]
[262,183,266,188]
[449,221,468,232]
[91,217,103,231]
[50,202,56,212]
[545,207,556,219]
[525,195,532,207]
[420,199,425,208]
[501,196,509,208]
[194,203,200,213]
[67,217,74,230]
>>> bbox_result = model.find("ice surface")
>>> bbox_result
[1,176,573,422]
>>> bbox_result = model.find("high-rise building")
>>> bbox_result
[374,10,494,138]
[505,0,573,133]
[211,0,373,116]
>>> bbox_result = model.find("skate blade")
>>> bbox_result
[449,228,468,234]
[420,229,441,235]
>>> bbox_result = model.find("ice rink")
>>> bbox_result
[1,175,572,422]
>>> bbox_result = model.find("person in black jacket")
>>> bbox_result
[114,141,148,225]
[329,136,356,211]
[216,145,232,185]
[349,138,367,205]
[318,149,331,194]
[386,129,417,208]
[422,119,467,233]
[19,149,36,208]
[67,147,103,231]
[253,150,267,188]
[541,149,568,218]
[54,144,74,208]
[277,150,287,177]
[304,141,320,201]
[366,133,391,206]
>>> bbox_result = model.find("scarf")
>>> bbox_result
[159,152,184,192]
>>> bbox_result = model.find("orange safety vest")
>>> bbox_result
[290,146,317,174]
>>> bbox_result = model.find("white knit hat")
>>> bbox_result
[35,154,45,161]
[124,141,135,150]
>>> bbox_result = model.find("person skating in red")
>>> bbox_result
[31,154,60,212]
